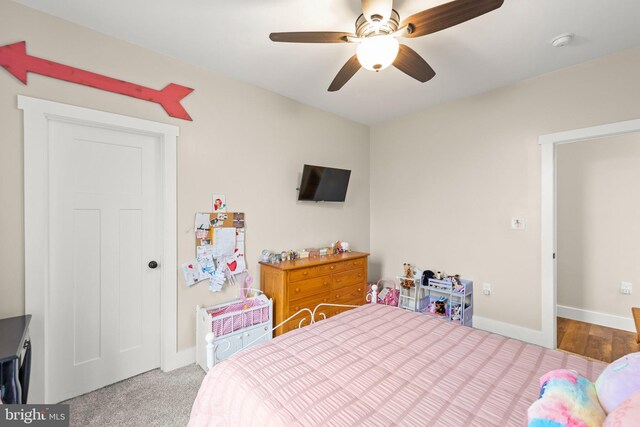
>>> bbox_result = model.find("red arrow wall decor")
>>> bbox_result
[0,41,194,121]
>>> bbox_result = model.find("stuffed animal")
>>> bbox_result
[604,390,640,426]
[402,263,415,288]
[449,274,461,287]
[528,369,605,427]
[435,299,447,316]
[596,352,640,414]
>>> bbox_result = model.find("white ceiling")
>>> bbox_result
[12,0,640,125]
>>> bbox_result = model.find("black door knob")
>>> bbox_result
[148,261,158,269]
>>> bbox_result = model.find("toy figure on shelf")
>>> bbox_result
[402,263,415,289]
[451,305,462,321]
[435,298,447,316]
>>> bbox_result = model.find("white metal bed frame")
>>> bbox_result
[202,284,380,370]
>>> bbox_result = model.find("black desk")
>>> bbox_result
[0,315,32,404]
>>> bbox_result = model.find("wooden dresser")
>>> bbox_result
[260,252,369,336]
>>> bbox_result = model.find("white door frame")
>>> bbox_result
[19,96,179,403]
[539,118,640,349]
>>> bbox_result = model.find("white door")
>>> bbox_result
[47,120,161,403]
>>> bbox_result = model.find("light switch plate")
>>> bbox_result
[511,217,526,230]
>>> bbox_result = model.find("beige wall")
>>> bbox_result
[557,133,640,317]
[370,46,640,331]
[0,0,370,350]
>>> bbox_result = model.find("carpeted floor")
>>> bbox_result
[62,364,206,427]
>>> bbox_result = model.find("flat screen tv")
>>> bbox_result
[298,164,351,202]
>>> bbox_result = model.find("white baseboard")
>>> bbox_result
[163,346,196,372]
[473,315,548,347]
[557,305,635,332]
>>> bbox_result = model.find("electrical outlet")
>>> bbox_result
[483,283,492,296]
[621,282,633,295]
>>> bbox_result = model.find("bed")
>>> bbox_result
[188,304,606,427]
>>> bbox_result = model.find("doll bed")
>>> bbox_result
[188,304,605,427]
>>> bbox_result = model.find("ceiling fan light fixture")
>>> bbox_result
[356,35,399,71]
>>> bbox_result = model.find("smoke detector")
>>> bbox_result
[551,33,574,48]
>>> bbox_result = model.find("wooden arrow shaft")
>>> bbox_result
[24,54,163,102]
[0,42,193,120]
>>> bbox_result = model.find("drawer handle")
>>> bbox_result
[303,271,308,276]
[295,288,300,293]
[358,288,362,292]
[336,294,340,298]
[353,261,358,265]
[330,266,335,270]
[336,279,341,282]
[294,307,299,311]
[358,273,362,277]
[323,281,328,285]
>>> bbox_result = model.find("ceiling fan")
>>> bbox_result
[269,0,504,91]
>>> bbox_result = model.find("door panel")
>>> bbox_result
[48,121,161,402]
[119,209,143,352]
[72,209,102,365]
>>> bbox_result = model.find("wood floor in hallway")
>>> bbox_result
[557,317,639,363]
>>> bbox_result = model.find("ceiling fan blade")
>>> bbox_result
[401,0,504,38]
[269,32,355,43]
[328,55,362,92]
[393,45,436,83]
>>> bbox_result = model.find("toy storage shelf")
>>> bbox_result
[397,275,423,312]
[421,278,473,327]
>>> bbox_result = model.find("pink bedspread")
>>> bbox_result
[189,304,605,427]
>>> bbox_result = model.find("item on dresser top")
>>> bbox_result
[298,250,309,259]
[261,250,271,263]
[307,248,320,258]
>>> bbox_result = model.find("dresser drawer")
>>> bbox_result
[289,266,323,282]
[288,275,331,301]
[288,293,332,330]
[332,268,366,290]
[330,285,365,304]
[288,292,331,316]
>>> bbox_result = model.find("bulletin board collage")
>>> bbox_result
[182,194,246,292]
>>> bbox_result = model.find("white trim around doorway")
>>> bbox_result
[539,118,640,349]
[19,95,180,403]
